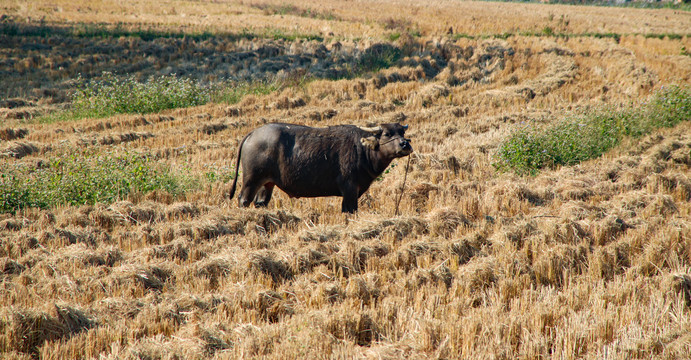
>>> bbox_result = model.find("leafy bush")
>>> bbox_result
[495,85,690,175]
[0,150,193,214]
[70,72,210,119]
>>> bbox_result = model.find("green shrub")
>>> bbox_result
[69,72,210,119]
[0,173,48,213]
[495,85,690,175]
[0,150,194,214]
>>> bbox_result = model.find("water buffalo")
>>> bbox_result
[228,122,413,213]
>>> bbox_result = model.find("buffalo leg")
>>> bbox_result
[254,183,274,207]
[238,180,262,208]
[340,182,359,213]
[341,194,358,213]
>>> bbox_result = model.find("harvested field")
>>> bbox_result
[1,0,690,359]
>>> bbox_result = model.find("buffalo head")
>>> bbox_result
[359,123,413,158]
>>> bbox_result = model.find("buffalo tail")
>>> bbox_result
[228,133,250,199]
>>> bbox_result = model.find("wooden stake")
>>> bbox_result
[394,155,412,217]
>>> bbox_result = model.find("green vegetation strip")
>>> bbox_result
[66,72,210,120]
[449,31,689,43]
[480,0,691,12]
[0,151,193,214]
[39,74,287,123]
[494,85,691,175]
[0,20,323,42]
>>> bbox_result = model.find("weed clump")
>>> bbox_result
[0,150,192,214]
[495,85,690,175]
[357,43,402,74]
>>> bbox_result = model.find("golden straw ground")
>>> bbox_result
[1,0,691,358]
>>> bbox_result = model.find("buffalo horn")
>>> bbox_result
[359,125,382,134]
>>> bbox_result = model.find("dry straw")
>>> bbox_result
[1,1,690,358]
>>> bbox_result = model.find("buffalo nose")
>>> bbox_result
[400,138,411,147]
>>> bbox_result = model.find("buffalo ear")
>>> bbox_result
[360,136,379,150]
[403,125,408,131]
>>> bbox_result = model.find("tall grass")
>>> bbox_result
[0,150,194,214]
[495,85,691,175]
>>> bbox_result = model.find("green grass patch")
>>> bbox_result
[388,32,401,42]
[38,73,305,122]
[0,150,195,214]
[587,32,622,42]
[452,33,476,40]
[40,72,211,123]
[72,72,210,117]
[542,26,555,37]
[212,80,283,104]
[644,33,684,41]
[357,44,402,74]
[494,85,691,175]
[260,27,323,42]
